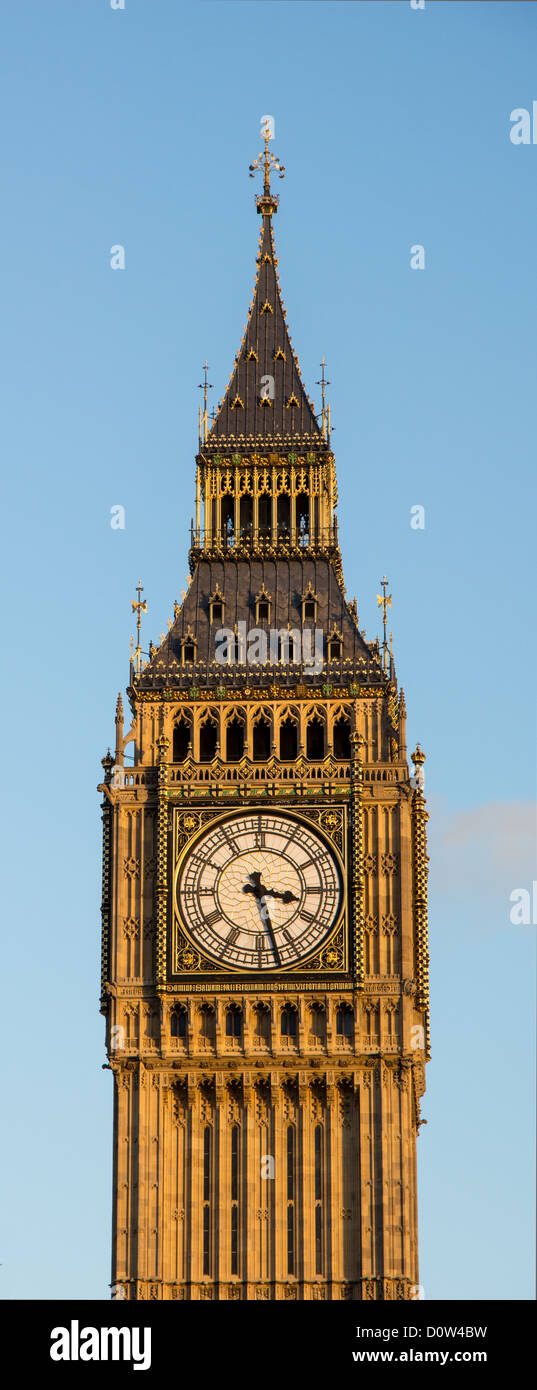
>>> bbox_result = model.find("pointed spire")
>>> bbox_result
[115,694,124,765]
[131,581,147,679]
[206,147,322,445]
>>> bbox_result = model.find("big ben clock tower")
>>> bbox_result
[99,128,430,1302]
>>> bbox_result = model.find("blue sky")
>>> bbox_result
[1,0,535,1300]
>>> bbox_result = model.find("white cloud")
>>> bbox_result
[427,796,536,906]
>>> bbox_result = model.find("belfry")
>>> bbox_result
[99,127,430,1302]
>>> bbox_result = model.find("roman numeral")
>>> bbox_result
[226,928,240,946]
[205,909,221,928]
[305,886,319,894]
[255,934,265,951]
[300,910,315,924]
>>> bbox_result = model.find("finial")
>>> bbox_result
[376,576,392,674]
[115,692,123,721]
[316,359,331,440]
[131,580,147,679]
[198,361,213,444]
[249,119,285,216]
[101,750,114,784]
[411,744,426,792]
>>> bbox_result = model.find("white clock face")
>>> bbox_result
[176,811,343,971]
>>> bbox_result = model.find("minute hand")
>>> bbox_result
[258,896,282,965]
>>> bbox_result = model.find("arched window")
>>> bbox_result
[253,1003,270,1042]
[333,715,351,760]
[281,1007,297,1038]
[221,496,234,545]
[310,1003,325,1039]
[306,715,324,760]
[278,495,290,538]
[240,495,253,538]
[199,717,218,762]
[199,1004,215,1043]
[279,716,298,761]
[295,492,309,543]
[226,1006,242,1038]
[171,1008,187,1039]
[253,716,271,761]
[226,716,244,762]
[258,495,271,537]
[336,1005,353,1037]
[172,719,190,762]
[328,637,342,660]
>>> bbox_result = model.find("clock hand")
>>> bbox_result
[242,874,282,964]
[258,896,282,965]
[265,887,300,904]
[242,872,299,906]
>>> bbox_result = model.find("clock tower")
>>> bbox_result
[99,129,430,1302]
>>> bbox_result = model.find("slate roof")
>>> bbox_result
[136,559,385,692]
[205,212,322,446]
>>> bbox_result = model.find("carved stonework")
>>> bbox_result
[102,148,429,1306]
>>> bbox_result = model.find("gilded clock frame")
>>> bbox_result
[170,802,349,978]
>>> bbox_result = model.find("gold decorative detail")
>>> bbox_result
[123,856,140,880]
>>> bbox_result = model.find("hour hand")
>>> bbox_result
[266,887,299,904]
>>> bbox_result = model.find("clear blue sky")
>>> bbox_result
[1,0,535,1300]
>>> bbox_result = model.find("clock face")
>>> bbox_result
[175,811,343,972]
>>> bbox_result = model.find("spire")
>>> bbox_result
[376,576,392,675]
[131,581,147,679]
[249,120,285,216]
[205,131,322,446]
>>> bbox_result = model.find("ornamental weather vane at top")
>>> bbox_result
[249,117,285,215]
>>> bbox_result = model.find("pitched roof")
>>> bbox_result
[206,213,322,446]
[136,558,384,692]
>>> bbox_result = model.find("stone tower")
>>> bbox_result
[99,129,430,1302]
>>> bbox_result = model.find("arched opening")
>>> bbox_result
[171,1008,187,1039]
[281,1006,297,1038]
[253,1004,270,1042]
[258,495,271,538]
[333,715,351,760]
[253,716,271,761]
[240,495,253,538]
[226,716,244,762]
[199,718,218,762]
[295,491,309,542]
[277,495,291,539]
[336,1005,353,1037]
[221,496,234,546]
[306,715,325,760]
[225,1006,242,1037]
[279,716,298,761]
[310,1003,325,1040]
[199,1004,216,1044]
[172,719,190,762]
